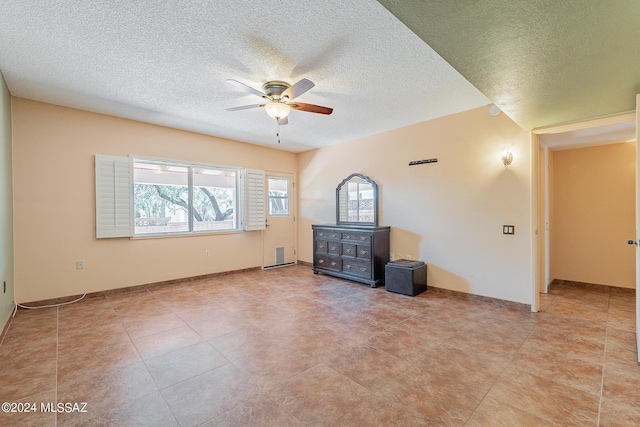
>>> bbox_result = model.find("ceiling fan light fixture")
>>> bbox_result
[264,102,291,120]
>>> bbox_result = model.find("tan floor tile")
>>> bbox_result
[604,347,639,372]
[209,327,285,361]
[466,395,556,427]
[487,366,599,426]
[269,364,371,427]
[145,342,229,389]
[0,358,57,401]
[201,394,303,427]
[121,312,188,339]
[0,388,56,427]
[520,327,605,364]
[79,391,178,427]
[322,312,389,343]
[366,326,438,362]
[606,309,636,331]
[377,365,481,425]
[599,397,640,427]
[171,300,231,325]
[281,324,359,362]
[602,364,640,408]
[335,392,427,426]
[57,339,142,383]
[446,324,527,360]
[605,326,638,354]
[536,313,607,341]
[131,325,204,360]
[325,344,412,391]
[57,361,158,425]
[189,311,249,341]
[546,303,609,324]
[161,363,257,427]
[511,347,604,395]
[58,322,131,352]
[232,345,318,391]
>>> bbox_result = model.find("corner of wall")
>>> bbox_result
[0,70,15,335]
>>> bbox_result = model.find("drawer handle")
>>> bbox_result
[330,246,337,251]
[345,264,351,269]
[345,235,351,239]
[319,232,324,237]
[360,250,367,255]
[319,245,325,249]
[360,267,366,271]
[345,248,352,253]
[319,259,325,264]
[331,262,337,266]
[360,237,366,241]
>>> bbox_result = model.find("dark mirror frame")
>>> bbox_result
[336,173,378,226]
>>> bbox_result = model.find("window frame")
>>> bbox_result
[267,176,291,217]
[131,156,244,238]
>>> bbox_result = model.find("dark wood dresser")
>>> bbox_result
[312,224,390,287]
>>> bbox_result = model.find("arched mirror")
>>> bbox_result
[336,173,378,226]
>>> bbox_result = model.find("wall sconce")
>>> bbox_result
[501,151,513,167]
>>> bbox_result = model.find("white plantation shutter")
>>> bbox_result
[95,155,133,238]
[244,169,266,231]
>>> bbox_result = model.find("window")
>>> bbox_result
[95,155,265,238]
[133,159,239,236]
[268,177,290,216]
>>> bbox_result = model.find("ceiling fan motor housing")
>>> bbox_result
[262,81,290,99]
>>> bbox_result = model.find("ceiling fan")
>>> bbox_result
[225,78,333,125]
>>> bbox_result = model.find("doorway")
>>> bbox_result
[537,116,636,288]
[263,173,296,268]
[532,112,640,360]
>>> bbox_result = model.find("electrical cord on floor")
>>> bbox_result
[12,292,88,317]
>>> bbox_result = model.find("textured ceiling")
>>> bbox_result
[0,0,490,153]
[377,0,640,131]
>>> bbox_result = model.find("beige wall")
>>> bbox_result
[551,143,636,288]
[0,72,14,328]
[298,106,533,304]
[12,98,297,303]
[548,149,555,284]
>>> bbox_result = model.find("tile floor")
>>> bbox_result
[0,266,638,426]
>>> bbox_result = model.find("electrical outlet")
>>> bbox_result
[205,249,210,258]
[390,252,394,260]
[406,255,412,260]
[76,260,84,270]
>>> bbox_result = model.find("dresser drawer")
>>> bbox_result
[316,229,341,240]
[315,240,328,253]
[342,243,356,257]
[327,242,340,254]
[316,254,341,271]
[342,257,371,278]
[341,231,371,244]
[356,245,371,259]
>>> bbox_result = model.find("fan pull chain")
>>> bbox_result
[276,120,281,143]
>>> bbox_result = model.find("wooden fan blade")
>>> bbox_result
[282,78,315,100]
[290,102,333,115]
[277,116,289,125]
[226,104,264,111]
[226,79,268,99]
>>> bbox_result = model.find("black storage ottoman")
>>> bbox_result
[385,259,427,296]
